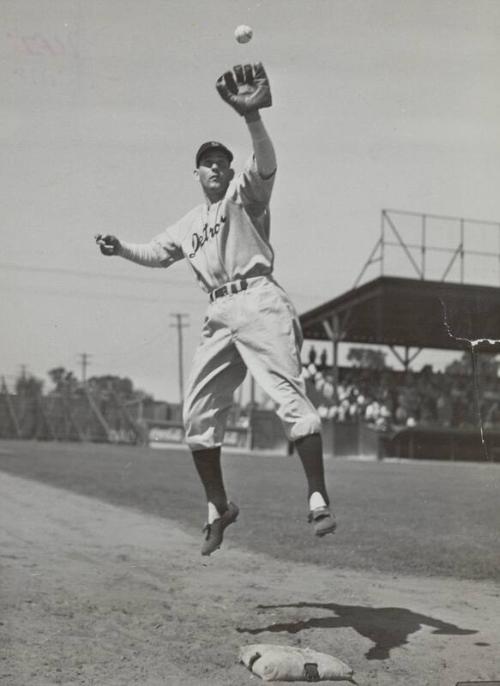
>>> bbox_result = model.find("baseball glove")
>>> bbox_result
[216,62,272,116]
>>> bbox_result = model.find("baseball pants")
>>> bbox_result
[183,275,321,450]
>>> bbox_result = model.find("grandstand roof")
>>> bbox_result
[299,276,500,352]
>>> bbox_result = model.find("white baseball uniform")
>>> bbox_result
[118,155,321,449]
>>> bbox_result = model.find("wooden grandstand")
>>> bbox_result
[299,210,500,461]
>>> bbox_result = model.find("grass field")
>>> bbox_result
[0,439,498,581]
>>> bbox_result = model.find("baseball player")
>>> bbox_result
[96,63,336,555]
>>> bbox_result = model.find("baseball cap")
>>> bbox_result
[195,141,233,167]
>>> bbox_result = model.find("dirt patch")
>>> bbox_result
[1,472,499,685]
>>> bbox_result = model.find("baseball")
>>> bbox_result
[234,24,253,44]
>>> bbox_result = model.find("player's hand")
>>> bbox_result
[95,234,121,256]
[216,62,272,116]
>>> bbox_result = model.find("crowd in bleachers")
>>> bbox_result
[302,348,500,432]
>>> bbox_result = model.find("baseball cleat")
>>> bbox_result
[308,506,337,537]
[201,501,239,556]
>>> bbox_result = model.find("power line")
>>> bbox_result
[0,261,194,288]
[0,261,323,302]
[91,325,172,359]
[0,284,206,306]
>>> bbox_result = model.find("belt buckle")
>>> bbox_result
[211,285,227,301]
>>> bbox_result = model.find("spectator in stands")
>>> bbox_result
[436,392,452,427]
[302,349,500,432]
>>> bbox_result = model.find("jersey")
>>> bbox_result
[117,150,321,446]
[119,155,276,293]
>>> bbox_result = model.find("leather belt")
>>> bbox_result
[209,278,249,302]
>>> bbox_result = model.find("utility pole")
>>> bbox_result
[78,353,91,384]
[170,314,189,404]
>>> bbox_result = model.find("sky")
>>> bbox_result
[2,0,500,401]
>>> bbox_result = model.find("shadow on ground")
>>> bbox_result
[237,602,478,660]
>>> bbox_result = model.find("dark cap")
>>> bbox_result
[195,141,233,167]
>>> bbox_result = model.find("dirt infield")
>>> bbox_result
[1,470,499,686]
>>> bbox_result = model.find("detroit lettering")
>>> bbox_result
[188,216,226,258]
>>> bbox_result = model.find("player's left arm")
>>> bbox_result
[245,111,276,180]
[216,62,276,179]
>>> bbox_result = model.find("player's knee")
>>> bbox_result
[184,423,221,451]
[183,404,219,450]
[289,412,322,441]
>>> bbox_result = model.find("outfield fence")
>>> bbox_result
[0,385,289,453]
[2,384,497,461]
